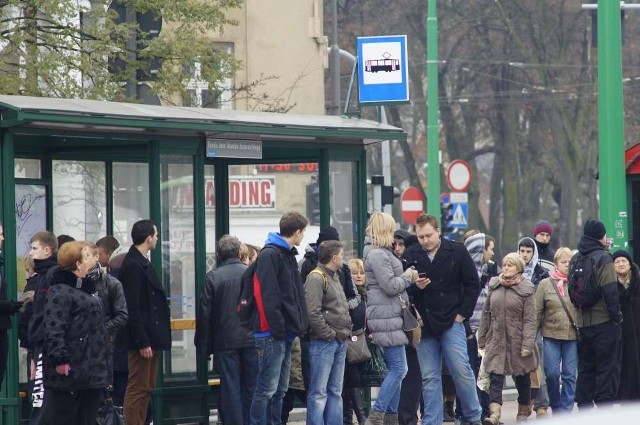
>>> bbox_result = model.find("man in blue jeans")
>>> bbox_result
[248,212,309,425]
[304,240,352,424]
[403,214,482,425]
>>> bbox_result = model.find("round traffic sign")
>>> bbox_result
[447,160,472,192]
[400,186,424,225]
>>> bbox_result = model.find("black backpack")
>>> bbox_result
[568,252,600,309]
[236,246,284,330]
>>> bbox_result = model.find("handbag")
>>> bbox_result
[96,398,125,425]
[347,328,372,364]
[551,280,580,340]
[399,294,423,347]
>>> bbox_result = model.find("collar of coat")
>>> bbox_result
[488,275,535,297]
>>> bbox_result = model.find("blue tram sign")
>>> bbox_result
[357,35,409,105]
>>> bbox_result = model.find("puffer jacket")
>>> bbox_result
[535,277,578,341]
[43,268,110,391]
[364,244,411,347]
[478,276,538,376]
[304,264,352,342]
[91,268,128,341]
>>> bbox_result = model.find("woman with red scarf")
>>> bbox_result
[535,247,578,414]
[478,252,538,425]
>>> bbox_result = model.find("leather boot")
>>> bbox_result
[535,407,549,418]
[343,388,354,424]
[383,413,399,425]
[365,410,385,425]
[482,402,501,425]
[349,387,367,425]
[444,400,455,422]
[516,404,532,422]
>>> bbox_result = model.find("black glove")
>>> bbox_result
[0,300,22,315]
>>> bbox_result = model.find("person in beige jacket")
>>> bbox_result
[478,253,538,424]
[535,247,578,414]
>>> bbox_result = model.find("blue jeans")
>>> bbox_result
[216,347,258,425]
[249,336,292,425]
[372,345,407,414]
[417,322,481,425]
[307,339,348,425]
[543,338,577,413]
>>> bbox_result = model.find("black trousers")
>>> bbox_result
[0,331,7,386]
[41,387,103,425]
[398,345,422,425]
[576,320,622,408]
[489,373,531,406]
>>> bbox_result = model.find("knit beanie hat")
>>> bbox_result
[612,249,633,264]
[317,226,340,245]
[533,220,553,236]
[583,219,606,240]
[394,229,410,243]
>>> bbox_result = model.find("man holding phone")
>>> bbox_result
[403,213,482,425]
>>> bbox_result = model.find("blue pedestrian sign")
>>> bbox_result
[450,203,468,229]
[357,35,409,105]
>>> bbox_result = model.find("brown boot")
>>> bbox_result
[482,403,501,425]
[365,410,385,425]
[535,407,549,418]
[516,404,532,422]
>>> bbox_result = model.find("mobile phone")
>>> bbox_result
[418,272,427,279]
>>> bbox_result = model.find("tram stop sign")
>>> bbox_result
[400,186,424,225]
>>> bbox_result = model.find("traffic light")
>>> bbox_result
[441,202,454,234]
[306,175,320,225]
[371,175,400,211]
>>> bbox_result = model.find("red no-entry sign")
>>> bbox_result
[400,186,424,224]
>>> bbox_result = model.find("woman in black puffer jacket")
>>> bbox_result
[42,241,110,425]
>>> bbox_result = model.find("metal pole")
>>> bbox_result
[598,0,628,250]
[426,0,440,217]
[330,0,341,115]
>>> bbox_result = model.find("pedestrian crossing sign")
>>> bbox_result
[450,203,468,229]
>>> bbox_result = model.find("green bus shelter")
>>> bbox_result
[0,95,405,424]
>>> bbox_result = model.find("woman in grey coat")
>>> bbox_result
[478,253,538,425]
[363,212,417,425]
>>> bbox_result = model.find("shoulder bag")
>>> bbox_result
[347,328,372,364]
[399,294,423,347]
[551,280,580,340]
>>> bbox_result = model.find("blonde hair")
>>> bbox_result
[348,258,364,274]
[366,212,396,248]
[554,247,573,264]
[502,252,525,274]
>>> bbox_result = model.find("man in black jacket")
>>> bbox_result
[403,213,481,425]
[0,222,23,386]
[195,235,256,425]
[249,211,308,425]
[118,219,171,425]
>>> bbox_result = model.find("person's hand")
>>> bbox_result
[415,276,431,289]
[9,301,23,314]
[454,314,465,323]
[56,364,71,375]
[402,268,418,283]
[521,348,532,357]
[140,346,153,358]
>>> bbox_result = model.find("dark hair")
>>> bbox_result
[131,219,157,245]
[518,238,535,249]
[96,236,120,255]
[30,231,59,252]
[415,213,440,230]
[279,212,309,237]
[485,235,495,249]
[217,235,241,262]
[318,240,343,264]
[57,234,75,248]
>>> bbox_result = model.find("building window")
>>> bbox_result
[183,43,233,110]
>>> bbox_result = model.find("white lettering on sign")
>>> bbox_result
[173,176,276,210]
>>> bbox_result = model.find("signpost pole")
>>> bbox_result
[426,0,440,217]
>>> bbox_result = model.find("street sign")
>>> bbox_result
[357,35,409,105]
[450,192,468,203]
[447,160,472,192]
[450,203,468,229]
[400,186,424,225]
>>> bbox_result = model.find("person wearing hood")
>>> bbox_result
[478,253,538,424]
[518,236,550,417]
[611,250,640,402]
[249,212,309,425]
[40,241,110,424]
[533,221,555,273]
[573,219,622,409]
[393,229,411,258]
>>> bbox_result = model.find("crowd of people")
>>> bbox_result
[1,211,639,425]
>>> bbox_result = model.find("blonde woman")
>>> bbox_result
[535,247,578,414]
[478,253,538,424]
[363,212,418,425]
